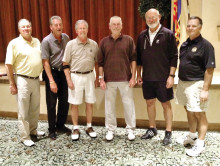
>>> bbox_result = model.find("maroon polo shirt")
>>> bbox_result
[98,34,136,82]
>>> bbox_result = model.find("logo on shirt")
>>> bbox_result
[191,47,197,52]
[90,49,93,52]
[156,40,160,44]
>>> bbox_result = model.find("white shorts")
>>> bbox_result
[175,80,208,112]
[68,72,96,105]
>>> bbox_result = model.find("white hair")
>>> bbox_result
[109,16,122,25]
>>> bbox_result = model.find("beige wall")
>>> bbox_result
[1,84,220,124]
[201,0,220,75]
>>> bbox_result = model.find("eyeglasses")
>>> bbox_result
[146,16,158,21]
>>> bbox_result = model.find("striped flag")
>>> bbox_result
[173,0,181,45]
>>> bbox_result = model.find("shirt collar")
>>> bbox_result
[149,24,161,35]
[19,34,33,44]
[50,32,64,42]
[187,35,202,44]
[76,37,90,45]
[109,34,123,40]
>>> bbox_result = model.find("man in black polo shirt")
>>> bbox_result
[41,16,71,140]
[176,16,215,157]
[136,8,178,145]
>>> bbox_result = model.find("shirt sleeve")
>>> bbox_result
[41,38,50,60]
[98,39,105,67]
[62,41,71,63]
[204,42,216,68]
[136,35,142,66]
[168,32,178,67]
[94,42,99,62]
[5,40,15,65]
[129,37,137,62]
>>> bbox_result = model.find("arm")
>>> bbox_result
[166,66,176,88]
[5,64,17,95]
[42,59,58,93]
[63,62,74,90]
[136,65,143,85]
[94,62,99,88]
[129,61,136,88]
[200,68,214,102]
[98,66,106,90]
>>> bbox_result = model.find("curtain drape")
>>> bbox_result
[0,0,147,62]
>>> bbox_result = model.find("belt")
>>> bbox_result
[71,70,93,74]
[15,74,39,80]
[51,67,63,71]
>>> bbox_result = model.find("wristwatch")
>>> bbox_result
[99,76,104,79]
[169,74,175,78]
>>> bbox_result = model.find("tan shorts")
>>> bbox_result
[175,80,208,112]
[68,72,96,105]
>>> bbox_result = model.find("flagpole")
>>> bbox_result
[186,0,190,19]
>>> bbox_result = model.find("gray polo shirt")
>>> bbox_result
[62,37,98,72]
[41,33,70,69]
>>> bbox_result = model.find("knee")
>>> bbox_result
[146,99,156,107]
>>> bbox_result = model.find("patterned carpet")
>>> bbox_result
[0,117,220,166]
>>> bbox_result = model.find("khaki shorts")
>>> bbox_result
[175,80,208,112]
[68,72,96,105]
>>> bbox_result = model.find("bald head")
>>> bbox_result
[145,8,161,31]
[145,8,160,18]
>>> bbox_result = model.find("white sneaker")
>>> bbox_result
[176,135,197,147]
[36,131,45,136]
[128,130,135,141]
[186,144,205,157]
[71,129,80,141]
[23,140,35,147]
[106,131,114,141]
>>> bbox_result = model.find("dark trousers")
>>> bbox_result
[43,70,69,133]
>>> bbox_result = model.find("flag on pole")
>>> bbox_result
[173,0,181,45]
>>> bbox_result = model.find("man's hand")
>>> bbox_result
[129,77,136,88]
[50,82,58,93]
[67,79,74,90]
[200,90,209,102]
[99,79,106,90]
[166,76,174,89]
[10,83,18,95]
[137,76,143,85]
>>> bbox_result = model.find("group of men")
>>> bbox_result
[5,8,215,157]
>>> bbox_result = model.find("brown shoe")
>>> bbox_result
[71,129,80,141]
[86,127,97,138]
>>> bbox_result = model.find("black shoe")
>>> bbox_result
[141,128,157,139]
[56,126,71,134]
[163,131,172,145]
[49,132,57,140]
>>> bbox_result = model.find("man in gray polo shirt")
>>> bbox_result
[63,20,98,141]
[41,16,71,140]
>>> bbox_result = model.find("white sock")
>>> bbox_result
[87,123,92,128]
[73,125,79,130]
[189,132,197,139]
[196,139,205,147]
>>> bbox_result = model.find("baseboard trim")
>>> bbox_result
[1,112,220,131]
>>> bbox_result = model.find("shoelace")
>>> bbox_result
[148,130,155,136]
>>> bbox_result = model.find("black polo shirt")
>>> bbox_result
[178,35,215,81]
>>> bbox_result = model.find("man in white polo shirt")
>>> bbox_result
[63,20,98,141]
[5,18,45,147]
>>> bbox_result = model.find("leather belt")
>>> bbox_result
[71,70,93,74]
[15,74,39,80]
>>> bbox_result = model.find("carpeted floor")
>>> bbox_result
[0,117,220,166]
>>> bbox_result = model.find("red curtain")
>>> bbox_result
[0,0,146,62]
